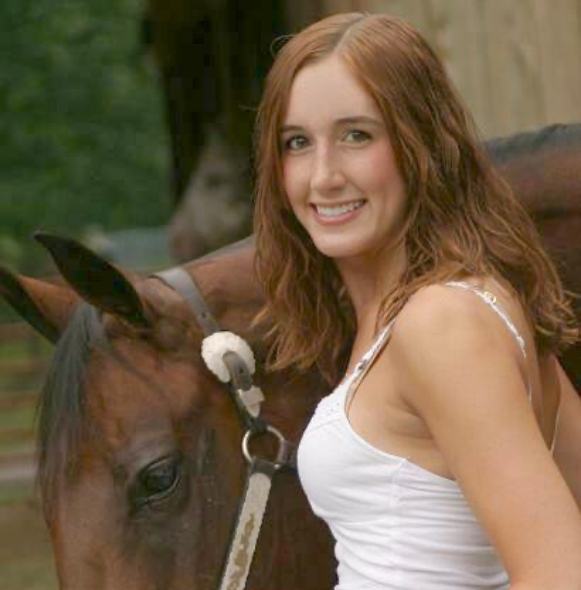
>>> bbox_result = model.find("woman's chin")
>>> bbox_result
[312,238,368,261]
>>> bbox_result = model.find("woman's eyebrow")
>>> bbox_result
[335,116,383,127]
[280,115,383,133]
[279,124,303,134]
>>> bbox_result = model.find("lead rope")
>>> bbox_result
[153,268,294,590]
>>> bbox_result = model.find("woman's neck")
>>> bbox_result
[335,241,407,331]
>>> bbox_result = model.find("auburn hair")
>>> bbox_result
[253,12,577,383]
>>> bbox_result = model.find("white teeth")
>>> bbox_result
[315,200,365,217]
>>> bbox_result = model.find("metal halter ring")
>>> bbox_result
[242,425,287,467]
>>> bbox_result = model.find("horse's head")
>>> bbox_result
[168,126,252,262]
[0,234,334,589]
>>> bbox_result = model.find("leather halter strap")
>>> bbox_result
[155,267,221,334]
[154,267,266,433]
[152,266,294,590]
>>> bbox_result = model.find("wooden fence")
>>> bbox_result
[0,322,48,483]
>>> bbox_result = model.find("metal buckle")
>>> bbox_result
[241,425,289,468]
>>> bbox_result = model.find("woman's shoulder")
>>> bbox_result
[384,276,533,414]
[388,275,530,368]
[405,274,519,311]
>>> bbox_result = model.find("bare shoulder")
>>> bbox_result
[390,282,526,367]
[394,282,494,334]
[385,281,531,414]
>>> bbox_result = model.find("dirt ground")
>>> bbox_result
[0,483,57,589]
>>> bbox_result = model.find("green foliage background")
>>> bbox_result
[0,0,170,274]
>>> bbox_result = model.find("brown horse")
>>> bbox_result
[486,123,581,387]
[0,236,336,589]
[0,124,579,589]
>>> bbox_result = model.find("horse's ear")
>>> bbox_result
[34,232,151,329]
[0,267,79,343]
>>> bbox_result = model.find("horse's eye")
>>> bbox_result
[142,460,178,495]
[134,455,182,507]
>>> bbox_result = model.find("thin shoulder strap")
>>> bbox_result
[444,281,532,401]
[343,319,396,395]
[444,281,526,357]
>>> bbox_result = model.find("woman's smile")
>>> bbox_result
[311,199,367,224]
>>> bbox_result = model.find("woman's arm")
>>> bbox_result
[551,356,581,507]
[388,286,581,588]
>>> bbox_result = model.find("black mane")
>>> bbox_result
[486,123,581,164]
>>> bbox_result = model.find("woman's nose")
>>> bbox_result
[310,147,346,193]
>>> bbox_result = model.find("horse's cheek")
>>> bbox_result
[48,466,119,587]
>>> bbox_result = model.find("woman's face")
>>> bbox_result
[280,54,407,263]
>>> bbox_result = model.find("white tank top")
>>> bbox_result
[297,281,549,590]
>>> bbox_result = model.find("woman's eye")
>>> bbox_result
[344,130,371,143]
[132,455,182,508]
[283,135,308,151]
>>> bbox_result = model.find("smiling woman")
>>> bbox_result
[280,55,407,270]
[253,12,581,590]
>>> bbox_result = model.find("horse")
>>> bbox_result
[486,123,581,387]
[143,0,285,203]
[168,124,252,262]
[0,124,579,588]
[0,235,336,589]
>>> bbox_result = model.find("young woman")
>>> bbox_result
[253,12,581,590]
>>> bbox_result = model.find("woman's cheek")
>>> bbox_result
[283,159,307,206]
[362,141,400,186]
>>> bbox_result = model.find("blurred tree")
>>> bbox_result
[0,0,170,274]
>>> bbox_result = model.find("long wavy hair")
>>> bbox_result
[253,12,577,384]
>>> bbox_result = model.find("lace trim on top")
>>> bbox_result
[312,323,396,427]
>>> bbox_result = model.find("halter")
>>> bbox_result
[154,267,294,590]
